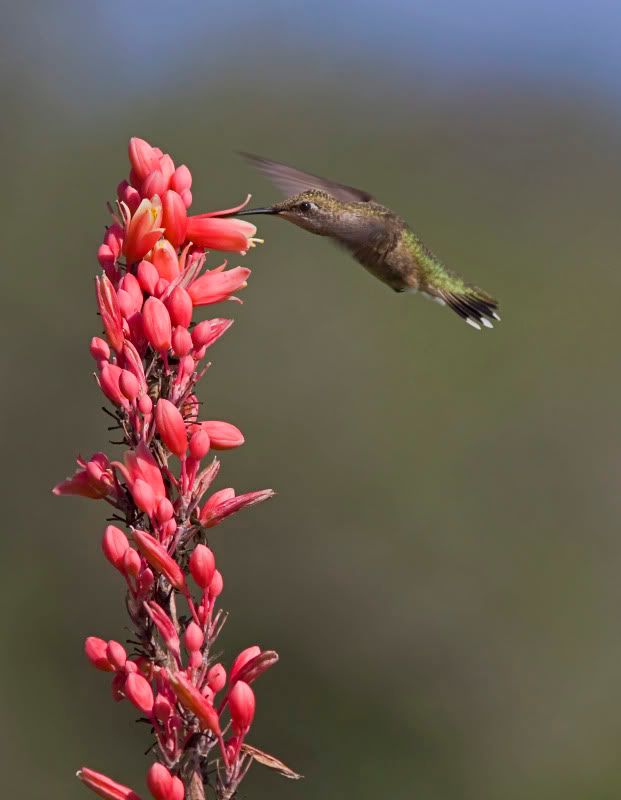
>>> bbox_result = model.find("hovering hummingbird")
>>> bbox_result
[234,154,500,330]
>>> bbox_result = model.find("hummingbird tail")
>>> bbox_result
[431,286,500,331]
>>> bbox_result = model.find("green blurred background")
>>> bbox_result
[3,1,621,797]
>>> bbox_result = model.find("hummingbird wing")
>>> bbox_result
[239,153,374,203]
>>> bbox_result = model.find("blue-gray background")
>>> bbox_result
[3,2,621,797]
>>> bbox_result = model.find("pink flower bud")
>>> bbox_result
[200,421,244,450]
[138,394,153,415]
[119,273,144,315]
[138,568,155,594]
[77,767,140,800]
[119,370,140,402]
[188,266,251,306]
[207,663,227,693]
[133,530,185,591]
[171,326,193,357]
[128,137,160,183]
[142,297,172,353]
[123,547,141,578]
[228,680,255,735]
[165,286,193,328]
[117,179,141,214]
[209,569,224,598]
[184,622,204,652]
[106,640,127,670]
[102,525,129,572]
[171,164,192,194]
[155,399,187,457]
[96,275,125,353]
[189,651,203,669]
[189,429,210,461]
[85,637,114,672]
[137,259,159,295]
[132,478,157,516]
[189,544,215,590]
[142,169,167,199]
[145,601,181,661]
[90,336,110,362]
[153,693,172,721]
[232,650,279,686]
[146,763,174,800]
[199,488,274,528]
[169,671,221,735]
[124,672,154,714]
[179,355,195,380]
[156,497,174,523]
[159,153,175,183]
[99,364,130,409]
[170,777,184,800]
[151,239,180,281]
[229,646,261,684]
[162,190,188,248]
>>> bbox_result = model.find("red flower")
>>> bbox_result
[188,266,251,306]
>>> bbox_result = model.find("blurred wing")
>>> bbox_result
[240,152,374,203]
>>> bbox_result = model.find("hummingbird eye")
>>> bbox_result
[298,201,313,212]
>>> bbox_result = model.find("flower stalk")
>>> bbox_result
[56,137,298,800]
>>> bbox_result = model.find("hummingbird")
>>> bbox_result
[234,154,500,330]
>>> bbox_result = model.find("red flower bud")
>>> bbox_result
[171,326,193,357]
[156,497,174,523]
[99,363,130,409]
[155,399,187,457]
[189,429,210,461]
[153,693,172,721]
[184,621,204,653]
[106,640,127,671]
[132,478,157,517]
[90,336,110,362]
[142,169,167,199]
[209,569,224,598]
[119,370,140,402]
[191,318,234,351]
[162,189,188,248]
[165,286,193,328]
[189,544,215,590]
[145,601,181,661]
[85,636,114,672]
[228,680,255,735]
[207,663,227,693]
[128,137,160,183]
[171,164,192,194]
[102,525,129,572]
[200,420,244,450]
[137,259,159,295]
[124,672,154,714]
[146,763,176,800]
[142,297,172,353]
[123,548,141,578]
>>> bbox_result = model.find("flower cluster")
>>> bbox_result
[55,138,298,800]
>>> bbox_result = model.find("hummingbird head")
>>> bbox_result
[236,190,363,236]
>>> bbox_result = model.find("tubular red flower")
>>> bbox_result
[186,215,256,253]
[191,318,234,351]
[199,489,274,527]
[53,453,113,499]
[77,767,141,800]
[133,529,185,591]
[96,275,125,353]
[123,197,164,265]
[155,399,187,457]
[188,267,251,306]
[169,671,221,736]
[146,764,177,800]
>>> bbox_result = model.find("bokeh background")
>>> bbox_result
[3,1,621,797]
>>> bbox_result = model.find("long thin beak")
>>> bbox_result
[234,207,278,216]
